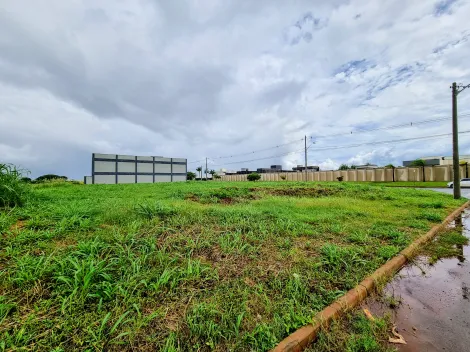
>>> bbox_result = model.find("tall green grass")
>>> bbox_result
[0,163,30,207]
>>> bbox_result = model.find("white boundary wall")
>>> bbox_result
[220,165,470,183]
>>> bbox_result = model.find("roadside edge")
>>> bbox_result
[271,200,470,352]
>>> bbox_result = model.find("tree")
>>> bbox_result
[196,166,202,180]
[213,173,221,180]
[384,164,395,182]
[186,171,196,181]
[339,164,349,170]
[209,170,216,176]
[20,177,32,183]
[409,159,426,182]
[350,165,357,169]
[409,159,426,167]
[247,172,261,181]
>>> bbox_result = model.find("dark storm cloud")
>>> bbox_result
[0,12,233,133]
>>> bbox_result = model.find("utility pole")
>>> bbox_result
[304,135,308,182]
[205,157,208,181]
[451,82,470,199]
[452,82,460,199]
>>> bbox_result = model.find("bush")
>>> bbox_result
[0,163,31,207]
[337,176,344,182]
[247,172,261,181]
[187,172,196,181]
[35,174,67,183]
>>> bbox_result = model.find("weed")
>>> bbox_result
[423,227,468,264]
[377,245,400,260]
[86,311,132,349]
[308,312,394,352]
[134,201,177,220]
[418,210,443,222]
[219,231,253,255]
[186,302,224,348]
[0,296,16,324]
[382,293,402,309]
[0,163,31,207]
[419,201,444,209]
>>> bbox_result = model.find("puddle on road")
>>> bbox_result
[365,210,470,352]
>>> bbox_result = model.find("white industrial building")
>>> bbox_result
[84,153,187,184]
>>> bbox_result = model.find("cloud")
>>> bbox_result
[0,0,470,179]
[318,159,340,171]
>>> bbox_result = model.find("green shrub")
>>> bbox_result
[0,163,31,207]
[186,172,196,181]
[247,172,261,181]
[35,174,67,183]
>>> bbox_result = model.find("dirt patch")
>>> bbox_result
[53,238,78,250]
[255,186,339,198]
[185,187,259,205]
[9,220,26,232]
[185,186,338,205]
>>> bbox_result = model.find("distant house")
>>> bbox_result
[355,164,378,169]
[403,155,470,167]
[226,164,320,175]
[292,165,320,172]
[257,165,283,173]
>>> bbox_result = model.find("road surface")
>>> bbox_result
[425,187,470,198]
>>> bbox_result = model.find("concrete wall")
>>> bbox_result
[86,153,187,184]
[220,164,470,183]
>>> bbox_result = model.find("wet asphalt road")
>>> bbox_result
[367,207,470,352]
[418,188,470,198]
[424,187,470,198]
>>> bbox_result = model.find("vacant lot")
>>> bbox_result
[0,181,465,351]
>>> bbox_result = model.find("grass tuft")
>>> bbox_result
[0,163,31,207]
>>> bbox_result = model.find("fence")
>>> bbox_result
[84,153,187,184]
[220,164,470,182]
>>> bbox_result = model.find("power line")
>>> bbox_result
[187,113,470,165]
[210,147,305,167]
[307,131,470,153]
[212,131,470,168]
[188,159,205,164]
[210,137,304,160]
[309,113,470,140]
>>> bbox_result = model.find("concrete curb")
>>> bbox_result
[271,201,470,352]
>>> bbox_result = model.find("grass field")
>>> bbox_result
[0,181,465,351]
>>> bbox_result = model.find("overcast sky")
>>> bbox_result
[1,0,470,179]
